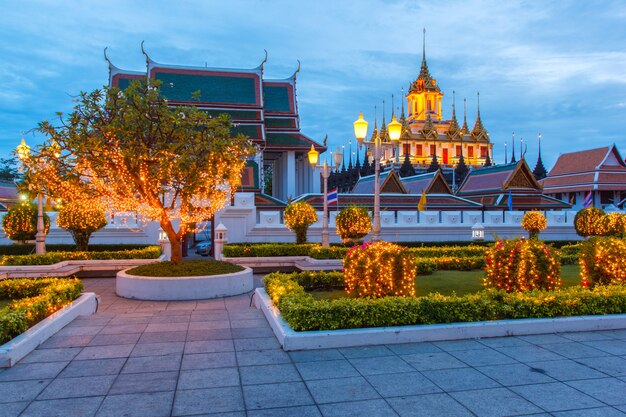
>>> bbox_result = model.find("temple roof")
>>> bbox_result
[294,193,482,211]
[401,170,452,194]
[457,160,541,196]
[351,170,406,194]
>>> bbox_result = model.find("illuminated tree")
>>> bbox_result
[2,202,50,243]
[574,207,604,237]
[284,201,317,244]
[336,206,371,242]
[33,79,253,264]
[521,211,547,239]
[57,200,108,251]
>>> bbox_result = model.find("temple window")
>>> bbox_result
[480,146,488,157]
[430,144,436,156]
[468,147,474,158]
[416,144,423,156]
[456,145,462,157]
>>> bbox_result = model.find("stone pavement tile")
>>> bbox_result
[194,300,226,310]
[166,301,197,311]
[576,356,626,377]
[247,405,321,417]
[69,316,112,327]
[601,329,626,340]
[55,325,103,337]
[0,401,28,417]
[0,361,68,381]
[155,308,192,316]
[184,339,234,354]
[178,367,240,390]
[450,347,518,367]
[402,351,468,371]
[528,359,607,381]
[59,358,126,378]
[98,323,147,335]
[385,342,441,355]
[553,407,626,416]
[422,367,501,392]
[88,332,141,346]
[96,391,174,417]
[130,341,185,357]
[187,320,230,330]
[37,375,116,400]
[289,349,343,363]
[189,311,230,322]
[172,386,245,415]
[19,347,81,364]
[240,363,302,385]
[387,393,474,417]
[518,334,571,344]
[560,331,616,342]
[583,340,626,356]
[295,359,360,380]
[365,371,442,397]
[145,322,189,332]
[477,336,530,348]
[339,345,393,359]
[234,337,281,351]
[243,381,314,409]
[511,382,604,412]
[138,330,187,344]
[318,399,399,417]
[236,349,291,366]
[186,328,233,341]
[494,344,564,362]
[181,351,237,370]
[230,319,269,329]
[109,371,178,394]
[75,344,135,360]
[231,327,274,339]
[451,387,543,417]
[20,396,103,417]
[39,335,94,349]
[432,339,486,352]
[615,405,626,414]
[0,379,50,403]
[149,314,191,324]
[539,342,608,359]
[476,363,556,386]
[566,377,626,406]
[121,354,181,373]
[228,310,264,320]
[348,355,415,375]
[109,315,152,325]
[305,376,380,404]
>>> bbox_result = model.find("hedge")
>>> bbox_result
[0,277,84,343]
[0,246,161,266]
[264,271,626,331]
[0,244,155,256]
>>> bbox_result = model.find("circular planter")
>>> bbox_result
[116,266,253,300]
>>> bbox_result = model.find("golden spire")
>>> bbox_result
[471,92,488,141]
[447,90,461,138]
[461,97,470,135]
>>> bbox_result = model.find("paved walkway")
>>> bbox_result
[2,278,626,416]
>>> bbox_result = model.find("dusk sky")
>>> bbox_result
[2,0,625,170]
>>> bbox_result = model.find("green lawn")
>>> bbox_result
[310,265,582,300]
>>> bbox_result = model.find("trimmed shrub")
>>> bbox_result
[594,213,626,238]
[223,243,316,258]
[0,246,161,266]
[335,206,371,242]
[580,237,626,287]
[57,200,108,251]
[522,211,547,239]
[484,238,561,292]
[343,241,416,298]
[574,207,604,237]
[127,259,243,277]
[2,203,50,243]
[284,201,317,244]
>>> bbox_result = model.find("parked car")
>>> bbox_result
[195,240,212,256]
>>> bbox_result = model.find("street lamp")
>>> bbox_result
[15,139,46,255]
[353,112,400,242]
[308,144,342,247]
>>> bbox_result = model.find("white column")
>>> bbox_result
[285,150,296,199]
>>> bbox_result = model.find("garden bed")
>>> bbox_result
[0,246,161,266]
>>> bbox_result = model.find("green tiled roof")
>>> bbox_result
[265,133,311,148]
[263,85,291,112]
[118,78,133,91]
[202,109,261,120]
[156,72,257,104]
[231,124,262,139]
[265,117,296,129]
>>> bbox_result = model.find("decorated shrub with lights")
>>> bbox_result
[484,238,561,292]
[580,237,626,287]
[593,213,626,238]
[521,211,547,239]
[336,206,371,242]
[57,200,108,251]
[574,207,604,237]
[284,201,317,244]
[2,203,50,243]
[343,241,417,298]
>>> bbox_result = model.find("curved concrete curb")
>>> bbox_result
[116,267,253,300]
[0,292,97,367]
[254,288,626,351]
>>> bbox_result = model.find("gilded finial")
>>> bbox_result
[260,49,268,70]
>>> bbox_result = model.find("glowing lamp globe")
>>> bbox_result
[388,115,402,142]
[353,112,368,144]
[307,145,319,166]
[333,148,343,166]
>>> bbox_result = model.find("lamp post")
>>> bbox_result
[16,139,46,255]
[308,145,342,248]
[354,112,401,242]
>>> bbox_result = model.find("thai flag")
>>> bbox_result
[582,191,593,208]
[327,188,338,206]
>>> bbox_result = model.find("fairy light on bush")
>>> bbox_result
[574,207,605,237]
[593,213,626,238]
[579,237,626,287]
[284,201,318,244]
[521,211,547,239]
[336,206,371,242]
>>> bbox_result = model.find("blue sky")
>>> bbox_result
[1,0,625,170]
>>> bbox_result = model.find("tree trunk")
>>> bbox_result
[73,231,91,252]
[161,219,183,264]
[295,226,308,244]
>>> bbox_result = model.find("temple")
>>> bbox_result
[106,46,324,202]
